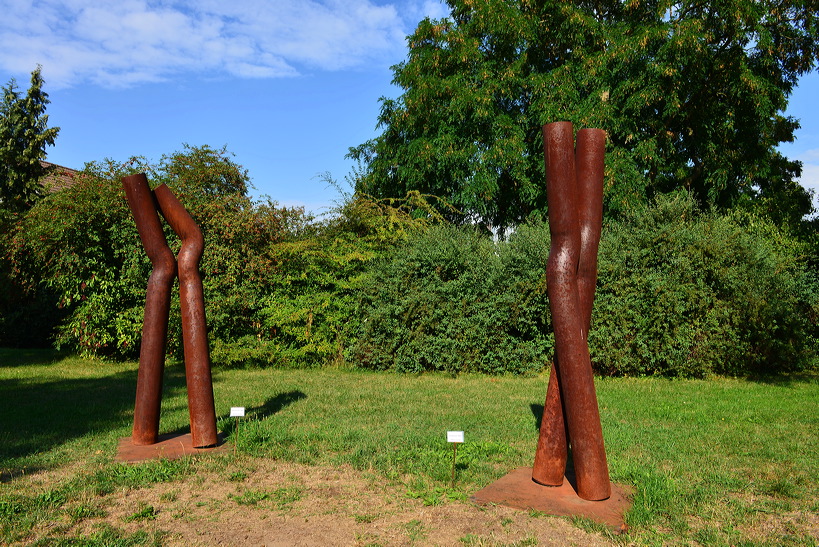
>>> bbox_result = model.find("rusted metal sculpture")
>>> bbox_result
[123,173,218,448]
[123,174,176,446]
[154,184,219,447]
[532,122,611,501]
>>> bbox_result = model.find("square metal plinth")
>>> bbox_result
[471,467,632,531]
[116,433,229,463]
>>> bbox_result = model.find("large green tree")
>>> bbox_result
[0,66,59,212]
[349,0,819,233]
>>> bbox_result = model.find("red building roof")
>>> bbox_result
[40,161,79,192]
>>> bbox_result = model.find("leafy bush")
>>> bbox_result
[350,194,817,377]
[592,193,818,376]
[3,142,815,377]
[349,223,553,374]
[1,158,442,367]
[249,192,440,368]
[2,158,148,355]
[1,146,299,359]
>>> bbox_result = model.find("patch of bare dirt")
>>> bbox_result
[73,460,616,546]
[738,507,819,545]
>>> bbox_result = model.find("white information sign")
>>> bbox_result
[230,407,246,417]
[447,430,464,443]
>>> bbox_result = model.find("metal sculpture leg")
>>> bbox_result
[154,184,218,448]
[123,174,177,446]
[532,364,568,486]
[532,122,610,501]
[575,128,605,340]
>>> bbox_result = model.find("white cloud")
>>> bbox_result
[0,0,448,89]
[794,149,819,213]
[798,161,819,193]
[798,147,819,163]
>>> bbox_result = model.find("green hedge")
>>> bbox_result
[592,193,818,376]
[0,157,435,367]
[349,223,553,375]
[351,194,818,377]
[1,147,297,360]
[3,148,816,378]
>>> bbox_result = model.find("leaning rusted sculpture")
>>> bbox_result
[532,122,611,501]
[123,173,218,448]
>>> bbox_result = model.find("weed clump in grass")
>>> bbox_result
[123,504,158,522]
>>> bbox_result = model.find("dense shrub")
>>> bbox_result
[247,192,442,367]
[167,153,302,365]
[2,158,147,355]
[1,158,438,366]
[1,147,299,359]
[0,207,65,347]
[349,223,553,374]
[351,194,817,377]
[3,142,815,378]
[592,193,818,376]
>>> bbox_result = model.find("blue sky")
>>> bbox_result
[1,0,817,216]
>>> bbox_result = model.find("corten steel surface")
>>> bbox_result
[532,128,607,489]
[532,366,567,486]
[154,184,218,448]
[116,433,227,463]
[472,467,631,531]
[123,173,176,446]
[532,122,610,501]
[575,128,605,339]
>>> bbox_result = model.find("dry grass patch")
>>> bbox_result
[54,459,613,546]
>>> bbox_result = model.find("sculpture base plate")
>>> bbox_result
[471,467,632,531]
[116,433,229,463]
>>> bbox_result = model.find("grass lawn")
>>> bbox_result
[1,348,817,545]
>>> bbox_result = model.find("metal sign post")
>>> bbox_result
[230,407,245,455]
[447,431,464,487]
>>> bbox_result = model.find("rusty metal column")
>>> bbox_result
[575,128,605,340]
[154,184,218,448]
[533,130,606,488]
[123,173,177,446]
[572,127,610,499]
[532,364,568,486]
[533,121,610,501]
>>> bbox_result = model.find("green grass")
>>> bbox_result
[1,348,818,545]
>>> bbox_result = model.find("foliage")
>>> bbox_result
[0,66,60,212]
[3,140,816,378]
[247,191,440,368]
[3,156,154,356]
[0,209,64,348]
[0,153,435,365]
[349,0,819,233]
[350,223,553,374]
[352,195,817,377]
[592,192,818,376]
[167,147,298,365]
[0,146,297,358]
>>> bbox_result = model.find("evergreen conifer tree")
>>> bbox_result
[0,66,60,212]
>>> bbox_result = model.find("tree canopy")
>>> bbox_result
[349,0,819,233]
[0,67,59,212]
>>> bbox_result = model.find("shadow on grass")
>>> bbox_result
[0,357,227,480]
[0,347,69,368]
[530,403,543,431]
[0,367,137,480]
[744,370,819,387]
[216,390,307,441]
[247,390,307,419]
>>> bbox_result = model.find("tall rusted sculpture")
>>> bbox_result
[123,173,218,448]
[532,122,610,501]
